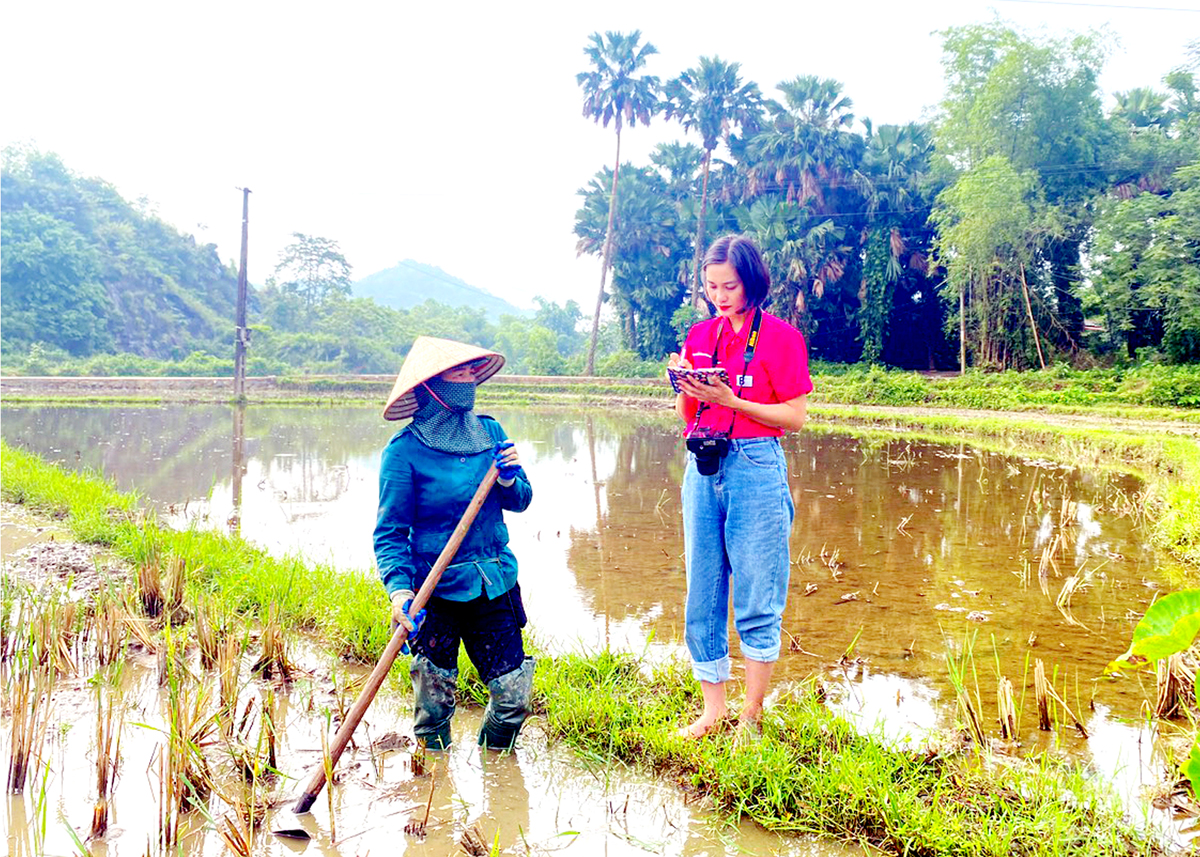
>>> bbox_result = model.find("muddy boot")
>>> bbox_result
[411,655,458,751]
[478,657,534,751]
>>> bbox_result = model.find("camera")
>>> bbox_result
[686,433,730,476]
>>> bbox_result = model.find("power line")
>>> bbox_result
[994,0,1200,11]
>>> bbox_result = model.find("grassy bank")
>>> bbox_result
[539,651,1159,856]
[0,442,1166,856]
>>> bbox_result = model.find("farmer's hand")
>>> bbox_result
[493,441,521,486]
[391,589,420,632]
[391,589,425,654]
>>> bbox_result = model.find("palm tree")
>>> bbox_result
[665,57,765,306]
[575,164,689,359]
[747,76,862,209]
[1111,87,1170,129]
[739,76,864,345]
[576,30,660,375]
[859,122,939,364]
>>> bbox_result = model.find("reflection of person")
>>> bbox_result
[374,336,535,751]
[667,235,813,738]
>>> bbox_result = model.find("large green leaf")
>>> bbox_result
[1106,589,1200,674]
[1183,741,1200,800]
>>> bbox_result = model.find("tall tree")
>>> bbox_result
[934,22,1110,363]
[1111,87,1171,129]
[270,233,353,315]
[859,122,941,366]
[1092,162,1200,363]
[575,164,689,358]
[932,155,1048,370]
[665,57,765,306]
[742,76,866,352]
[576,30,660,375]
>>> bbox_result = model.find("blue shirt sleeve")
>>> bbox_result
[374,434,417,597]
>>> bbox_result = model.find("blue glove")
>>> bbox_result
[390,590,426,655]
[492,441,521,481]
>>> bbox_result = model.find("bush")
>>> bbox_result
[596,351,666,379]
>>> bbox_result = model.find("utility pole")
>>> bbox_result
[234,187,251,399]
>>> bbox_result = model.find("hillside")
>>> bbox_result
[354,259,527,320]
[1,149,239,359]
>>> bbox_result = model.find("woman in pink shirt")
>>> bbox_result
[668,234,813,738]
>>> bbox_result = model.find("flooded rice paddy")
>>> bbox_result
[1,403,1192,855]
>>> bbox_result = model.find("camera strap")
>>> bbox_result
[691,308,763,436]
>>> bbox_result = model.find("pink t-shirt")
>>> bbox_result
[681,309,813,439]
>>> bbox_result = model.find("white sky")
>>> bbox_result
[2,1,1196,312]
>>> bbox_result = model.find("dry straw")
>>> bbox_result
[250,604,291,682]
[89,672,124,839]
[997,676,1018,741]
[6,657,55,793]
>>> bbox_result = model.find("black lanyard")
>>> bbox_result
[693,308,763,434]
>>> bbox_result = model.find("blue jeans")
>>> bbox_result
[682,437,794,684]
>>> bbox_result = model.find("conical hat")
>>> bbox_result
[383,336,505,420]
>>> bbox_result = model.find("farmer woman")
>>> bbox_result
[374,336,534,751]
[668,235,813,738]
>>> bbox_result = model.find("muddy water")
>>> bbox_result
[3,643,852,857]
[1,403,1190,854]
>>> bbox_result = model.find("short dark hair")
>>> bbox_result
[702,234,771,308]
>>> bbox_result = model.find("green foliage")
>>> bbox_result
[575,164,690,358]
[595,350,664,378]
[1091,162,1200,364]
[269,232,353,314]
[492,320,566,375]
[858,229,893,364]
[1106,589,1200,673]
[1107,589,1200,798]
[1,147,238,360]
[0,208,113,355]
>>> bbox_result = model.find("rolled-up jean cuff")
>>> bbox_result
[740,642,780,664]
[691,654,731,684]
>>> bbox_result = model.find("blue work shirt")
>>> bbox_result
[373,415,532,602]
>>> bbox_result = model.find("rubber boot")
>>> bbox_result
[411,655,458,750]
[478,657,535,751]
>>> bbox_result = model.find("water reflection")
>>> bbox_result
[0,404,1186,774]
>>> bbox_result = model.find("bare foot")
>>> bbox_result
[676,711,728,739]
[735,706,763,741]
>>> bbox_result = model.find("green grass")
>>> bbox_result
[535,650,1157,856]
[1,441,392,661]
[809,364,1200,410]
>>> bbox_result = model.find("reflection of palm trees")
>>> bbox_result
[568,420,687,631]
[586,415,610,645]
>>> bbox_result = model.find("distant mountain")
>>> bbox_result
[354,260,528,320]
